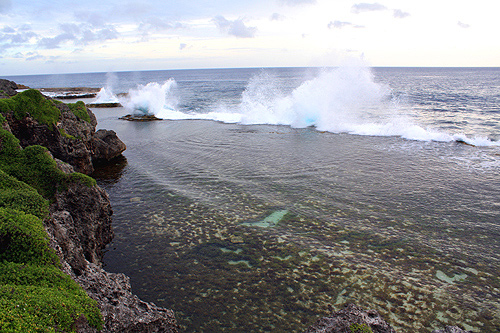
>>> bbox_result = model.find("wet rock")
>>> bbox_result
[304,303,396,333]
[120,114,162,121]
[92,129,127,162]
[0,79,18,98]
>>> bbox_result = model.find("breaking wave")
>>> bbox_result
[115,65,499,147]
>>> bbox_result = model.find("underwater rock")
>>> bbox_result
[431,327,471,333]
[120,114,162,121]
[304,303,397,333]
[91,129,127,163]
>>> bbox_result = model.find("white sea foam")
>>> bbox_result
[121,65,499,147]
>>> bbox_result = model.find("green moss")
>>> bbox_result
[0,129,66,198]
[350,323,373,333]
[0,284,103,332]
[69,172,96,188]
[0,169,49,219]
[0,93,104,332]
[67,101,91,123]
[0,114,6,124]
[58,128,76,140]
[0,90,61,129]
[0,208,59,266]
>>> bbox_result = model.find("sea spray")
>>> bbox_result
[124,79,178,116]
[95,72,119,104]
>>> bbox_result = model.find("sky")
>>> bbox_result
[1,0,499,75]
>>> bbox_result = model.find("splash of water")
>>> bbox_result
[123,79,178,116]
[118,66,498,147]
[95,72,119,103]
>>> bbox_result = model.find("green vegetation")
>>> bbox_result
[349,323,373,333]
[67,101,91,123]
[0,90,61,129]
[59,128,76,140]
[0,92,103,331]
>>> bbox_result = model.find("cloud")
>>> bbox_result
[38,33,76,49]
[25,52,44,61]
[37,23,119,49]
[0,0,12,13]
[278,0,316,5]
[270,13,285,21]
[328,21,352,29]
[74,11,106,28]
[458,21,470,29]
[0,26,38,47]
[213,15,257,38]
[393,9,410,19]
[351,3,387,14]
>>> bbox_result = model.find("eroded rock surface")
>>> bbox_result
[304,304,397,333]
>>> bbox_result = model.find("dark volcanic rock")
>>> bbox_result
[47,167,179,332]
[50,181,113,265]
[304,304,396,333]
[0,79,18,98]
[120,114,162,121]
[92,129,127,162]
[4,93,126,174]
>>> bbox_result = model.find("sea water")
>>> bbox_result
[5,66,500,332]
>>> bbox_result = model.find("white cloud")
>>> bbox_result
[270,13,285,21]
[213,15,257,38]
[393,9,410,19]
[328,21,352,29]
[458,21,470,29]
[351,3,387,14]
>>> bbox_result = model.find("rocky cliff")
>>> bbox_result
[0,79,178,332]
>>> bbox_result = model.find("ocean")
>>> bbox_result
[5,66,500,332]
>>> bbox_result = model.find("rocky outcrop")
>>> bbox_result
[1,81,126,174]
[92,129,127,162]
[46,179,178,332]
[0,78,19,97]
[1,81,178,332]
[304,304,396,333]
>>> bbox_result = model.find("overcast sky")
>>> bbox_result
[1,0,499,75]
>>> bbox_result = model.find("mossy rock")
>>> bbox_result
[0,208,59,266]
[0,128,66,198]
[0,90,61,129]
[67,101,91,123]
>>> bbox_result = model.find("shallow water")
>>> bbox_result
[93,108,500,332]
